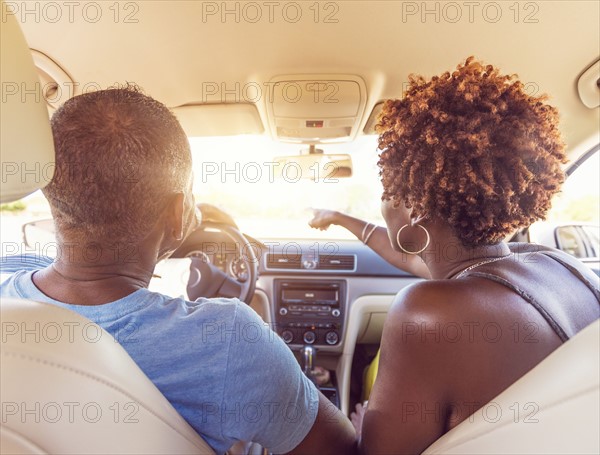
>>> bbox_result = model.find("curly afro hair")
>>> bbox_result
[376,56,567,247]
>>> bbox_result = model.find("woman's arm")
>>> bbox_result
[309,209,431,279]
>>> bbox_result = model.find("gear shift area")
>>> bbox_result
[300,345,340,407]
[302,345,316,382]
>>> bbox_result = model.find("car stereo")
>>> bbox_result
[274,279,345,346]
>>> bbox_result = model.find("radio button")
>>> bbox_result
[303,331,316,344]
[326,331,339,345]
[282,330,294,344]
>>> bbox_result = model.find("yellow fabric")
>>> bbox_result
[362,349,381,401]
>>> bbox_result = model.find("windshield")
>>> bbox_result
[189,135,385,239]
[4,137,597,248]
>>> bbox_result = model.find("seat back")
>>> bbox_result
[1,299,214,454]
[0,0,55,203]
[1,3,213,453]
[423,319,600,455]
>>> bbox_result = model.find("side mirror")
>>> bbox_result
[22,219,55,248]
[554,225,598,258]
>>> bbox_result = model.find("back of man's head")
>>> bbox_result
[44,85,192,245]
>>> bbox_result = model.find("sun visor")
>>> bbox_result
[264,74,367,144]
[173,103,264,137]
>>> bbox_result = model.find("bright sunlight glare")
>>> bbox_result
[188,135,385,239]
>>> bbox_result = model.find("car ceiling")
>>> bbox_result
[14,0,600,158]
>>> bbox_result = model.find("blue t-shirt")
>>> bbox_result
[0,255,319,454]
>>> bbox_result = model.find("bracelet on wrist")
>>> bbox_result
[361,222,372,242]
[364,224,378,244]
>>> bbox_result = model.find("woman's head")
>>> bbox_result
[376,56,567,247]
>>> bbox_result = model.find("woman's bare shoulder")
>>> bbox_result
[385,277,524,340]
[390,279,478,316]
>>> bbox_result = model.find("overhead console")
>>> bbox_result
[274,279,346,347]
[264,74,367,143]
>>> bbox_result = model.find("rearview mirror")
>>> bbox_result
[272,153,352,181]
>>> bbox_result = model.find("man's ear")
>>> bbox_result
[166,193,185,241]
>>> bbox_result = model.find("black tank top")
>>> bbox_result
[461,243,600,342]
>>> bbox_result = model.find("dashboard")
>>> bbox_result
[174,229,421,351]
[173,229,422,415]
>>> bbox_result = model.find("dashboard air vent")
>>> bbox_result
[266,253,302,269]
[318,254,355,271]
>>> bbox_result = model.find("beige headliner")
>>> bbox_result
[15,0,600,158]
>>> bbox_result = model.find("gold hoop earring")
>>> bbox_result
[396,224,431,255]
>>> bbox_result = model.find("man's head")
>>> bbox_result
[44,85,195,252]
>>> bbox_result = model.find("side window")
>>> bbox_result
[581,225,599,258]
[530,148,599,260]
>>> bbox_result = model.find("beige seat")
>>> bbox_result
[1,299,213,454]
[423,319,600,455]
[0,3,213,453]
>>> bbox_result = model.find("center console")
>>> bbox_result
[274,279,346,347]
[273,279,346,408]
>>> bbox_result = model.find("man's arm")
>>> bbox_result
[288,391,357,455]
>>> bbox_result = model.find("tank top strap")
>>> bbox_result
[467,270,570,342]
[461,243,600,342]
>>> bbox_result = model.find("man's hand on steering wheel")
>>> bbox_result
[177,204,258,304]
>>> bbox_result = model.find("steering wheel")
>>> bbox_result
[184,221,258,304]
